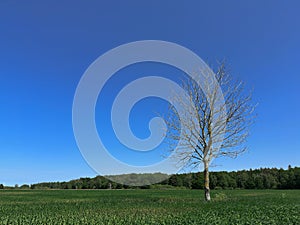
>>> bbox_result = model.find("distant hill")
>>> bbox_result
[2,166,299,190]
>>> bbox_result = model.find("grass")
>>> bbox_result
[0,189,299,224]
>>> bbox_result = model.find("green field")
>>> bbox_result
[0,189,299,224]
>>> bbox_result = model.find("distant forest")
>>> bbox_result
[1,166,299,190]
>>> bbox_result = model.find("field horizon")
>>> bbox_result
[2,166,299,191]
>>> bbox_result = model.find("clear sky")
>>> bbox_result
[1,1,299,186]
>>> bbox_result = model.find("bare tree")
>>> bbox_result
[165,62,255,201]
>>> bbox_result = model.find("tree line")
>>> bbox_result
[1,166,299,190]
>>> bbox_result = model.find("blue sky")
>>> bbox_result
[0,1,299,186]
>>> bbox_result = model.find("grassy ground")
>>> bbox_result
[0,189,299,224]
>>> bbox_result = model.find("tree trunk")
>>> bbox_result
[204,162,211,201]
